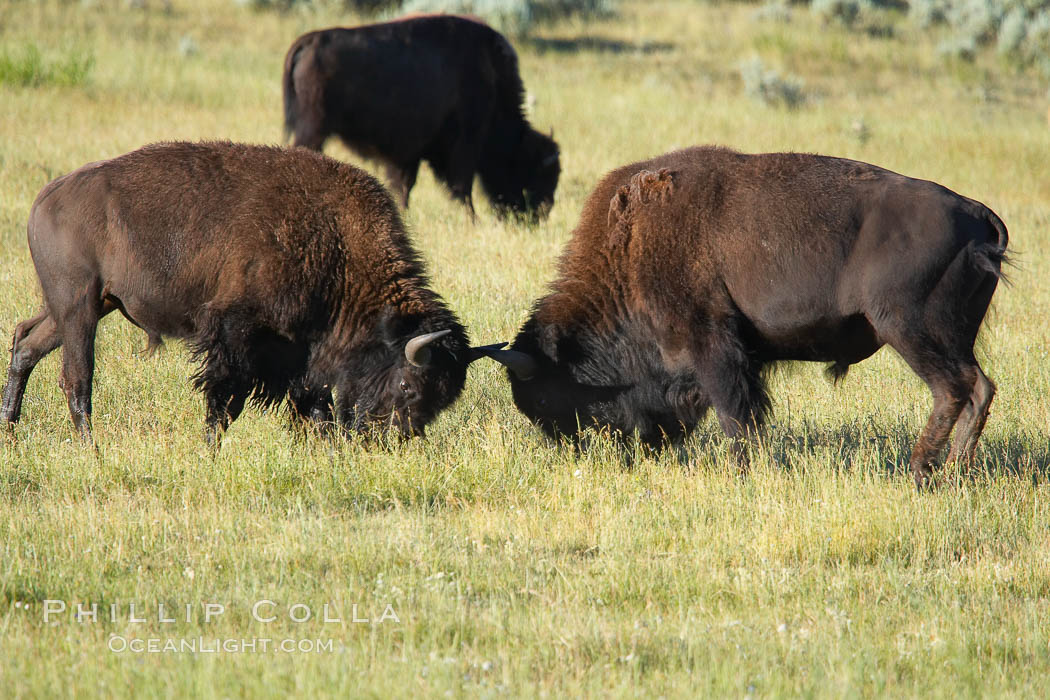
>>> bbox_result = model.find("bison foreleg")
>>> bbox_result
[291,118,327,152]
[384,160,420,209]
[288,383,335,436]
[202,381,248,450]
[699,341,769,473]
[433,138,481,220]
[450,188,475,220]
[2,310,61,430]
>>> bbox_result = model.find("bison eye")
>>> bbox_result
[399,379,410,393]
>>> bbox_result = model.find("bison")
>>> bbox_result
[484,147,1008,489]
[282,15,561,219]
[1,141,501,445]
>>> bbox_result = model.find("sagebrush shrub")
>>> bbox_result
[812,0,862,26]
[400,0,534,35]
[237,0,614,33]
[752,0,793,23]
[235,0,399,11]
[738,56,806,108]
[399,0,615,35]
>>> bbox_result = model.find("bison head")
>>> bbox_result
[480,127,560,221]
[480,318,703,447]
[338,311,501,439]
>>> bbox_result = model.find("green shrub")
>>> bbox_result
[0,44,94,88]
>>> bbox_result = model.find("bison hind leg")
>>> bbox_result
[945,364,995,470]
[910,361,975,490]
[57,294,106,442]
[888,247,1002,488]
[884,332,976,490]
[2,309,62,430]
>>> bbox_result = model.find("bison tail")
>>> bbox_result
[975,207,1011,284]
[282,40,306,142]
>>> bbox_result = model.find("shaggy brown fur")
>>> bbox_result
[494,146,1008,489]
[2,141,493,445]
[282,15,560,219]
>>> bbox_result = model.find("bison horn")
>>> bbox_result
[542,152,559,167]
[404,329,451,367]
[466,342,508,363]
[484,348,538,381]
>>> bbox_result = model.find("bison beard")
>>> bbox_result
[485,147,1008,490]
[1,141,500,446]
[282,15,561,219]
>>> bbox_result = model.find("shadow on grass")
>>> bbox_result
[715,419,1050,485]
[527,36,675,55]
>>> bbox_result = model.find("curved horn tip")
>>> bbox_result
[466,342,508,364]
[405,329,452,367]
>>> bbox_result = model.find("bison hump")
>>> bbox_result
[607,168,676,246]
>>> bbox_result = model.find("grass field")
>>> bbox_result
[2,0,1050,696]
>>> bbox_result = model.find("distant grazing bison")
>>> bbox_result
[1,141,501,445]
[485,147,1008,488]
[282,15,561,219]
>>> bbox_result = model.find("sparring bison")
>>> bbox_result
[1,141,501,445]
[282,15,561,219]
[485,147,1008,489]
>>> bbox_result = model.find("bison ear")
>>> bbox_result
[541,322,567,358]
[378,307,409,347]
[608,184,631,235]
[608,168,676,242]
[378,307,430,356]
